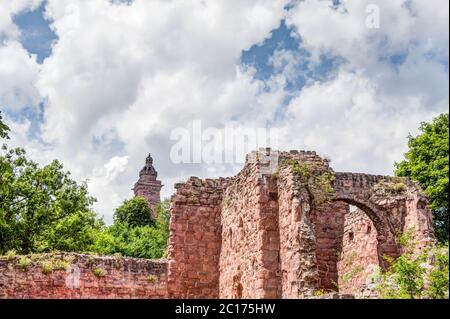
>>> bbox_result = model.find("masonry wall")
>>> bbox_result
[219,159,280,299]
[0,253,167,299]
[337,208,379,297]
[276,151,332,298]
[312,202,346,291]
[167,177,228,298]
[404,187,436,248]
[0,150,436,300]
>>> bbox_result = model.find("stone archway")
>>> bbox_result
[311,171,436,296]
[332,172,404,259]
[312,197,396,295]
[329,199,390,297]
[331,196,399,267]
[312,172,411,295]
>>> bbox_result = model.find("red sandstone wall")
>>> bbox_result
[1,150,435,300]
[404,187,435,248]
[337,208,379,297]
[167,177,228,298]
[0,253,167,299]
[219,160,280,299]
[277,166,316,298]
[276,151,331,298]
[312,202,346,291]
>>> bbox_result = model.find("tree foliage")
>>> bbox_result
[0,146,102,254]
[113,196,154,227]
[375,231,449,299]
[395,113,449,243]
[0,111,10,139]
[92,200,170,259]
[1,112,170,259]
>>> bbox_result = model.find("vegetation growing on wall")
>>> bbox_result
[283,158,335,211]
[371,178,408,198]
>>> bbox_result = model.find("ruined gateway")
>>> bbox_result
[0,149,435,299]
[163,149,435,298]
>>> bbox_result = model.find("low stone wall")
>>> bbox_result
[0,253,167,299]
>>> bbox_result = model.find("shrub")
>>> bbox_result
[375,235,449,299]
[53,259,69,271]
[93,267,106,277]
[5,250,16,261]
[147,275,156,284]
[113,253,122,270]
[18,256,32,271]
[41,260,53,274]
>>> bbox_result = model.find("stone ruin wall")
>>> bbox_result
[167,177,229,298]
[312,201,346,292]
[219,159,280,299]
[0,253,167,299]
[276,151,331,298]
[167,149,436,299]
[0,149,436,299]
[337,207,379,297]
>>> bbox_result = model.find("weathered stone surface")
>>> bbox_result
[0,149,436,299]
[167,149,435,299]
[0,253,167,299]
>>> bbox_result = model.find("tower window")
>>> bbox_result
[348,231,354,241]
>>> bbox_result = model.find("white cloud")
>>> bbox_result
[281,70,442,174]
[281,0,449,174]
[0,0,44,40]
[0,41,41,111]
[7,0,290,222]
[1,0,448,224]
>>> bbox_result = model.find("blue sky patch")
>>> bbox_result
[13,1,57,64]
[241,20,300,81]
[240,19,342,94]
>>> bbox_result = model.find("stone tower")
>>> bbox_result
[133,154,162,215]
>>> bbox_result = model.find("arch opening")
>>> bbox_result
[335,201,380,296]
[313,197,399,296]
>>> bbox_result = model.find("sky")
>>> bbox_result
[1,0,448,223]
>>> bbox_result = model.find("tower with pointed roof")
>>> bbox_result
[133,154,162,216]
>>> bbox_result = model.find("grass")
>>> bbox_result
[147,274,157,284]
[93,267,106,277]
[18,256,32,271]
[5,250,16,261]
[41,260,53,274]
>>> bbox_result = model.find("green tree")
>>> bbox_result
[93,200,170,259]
[395,113,449,243]
[0,146,103,254]
[0,111,10,139]
[376,232,449,299]
[425,243,449,299]
[113,196,154,227]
